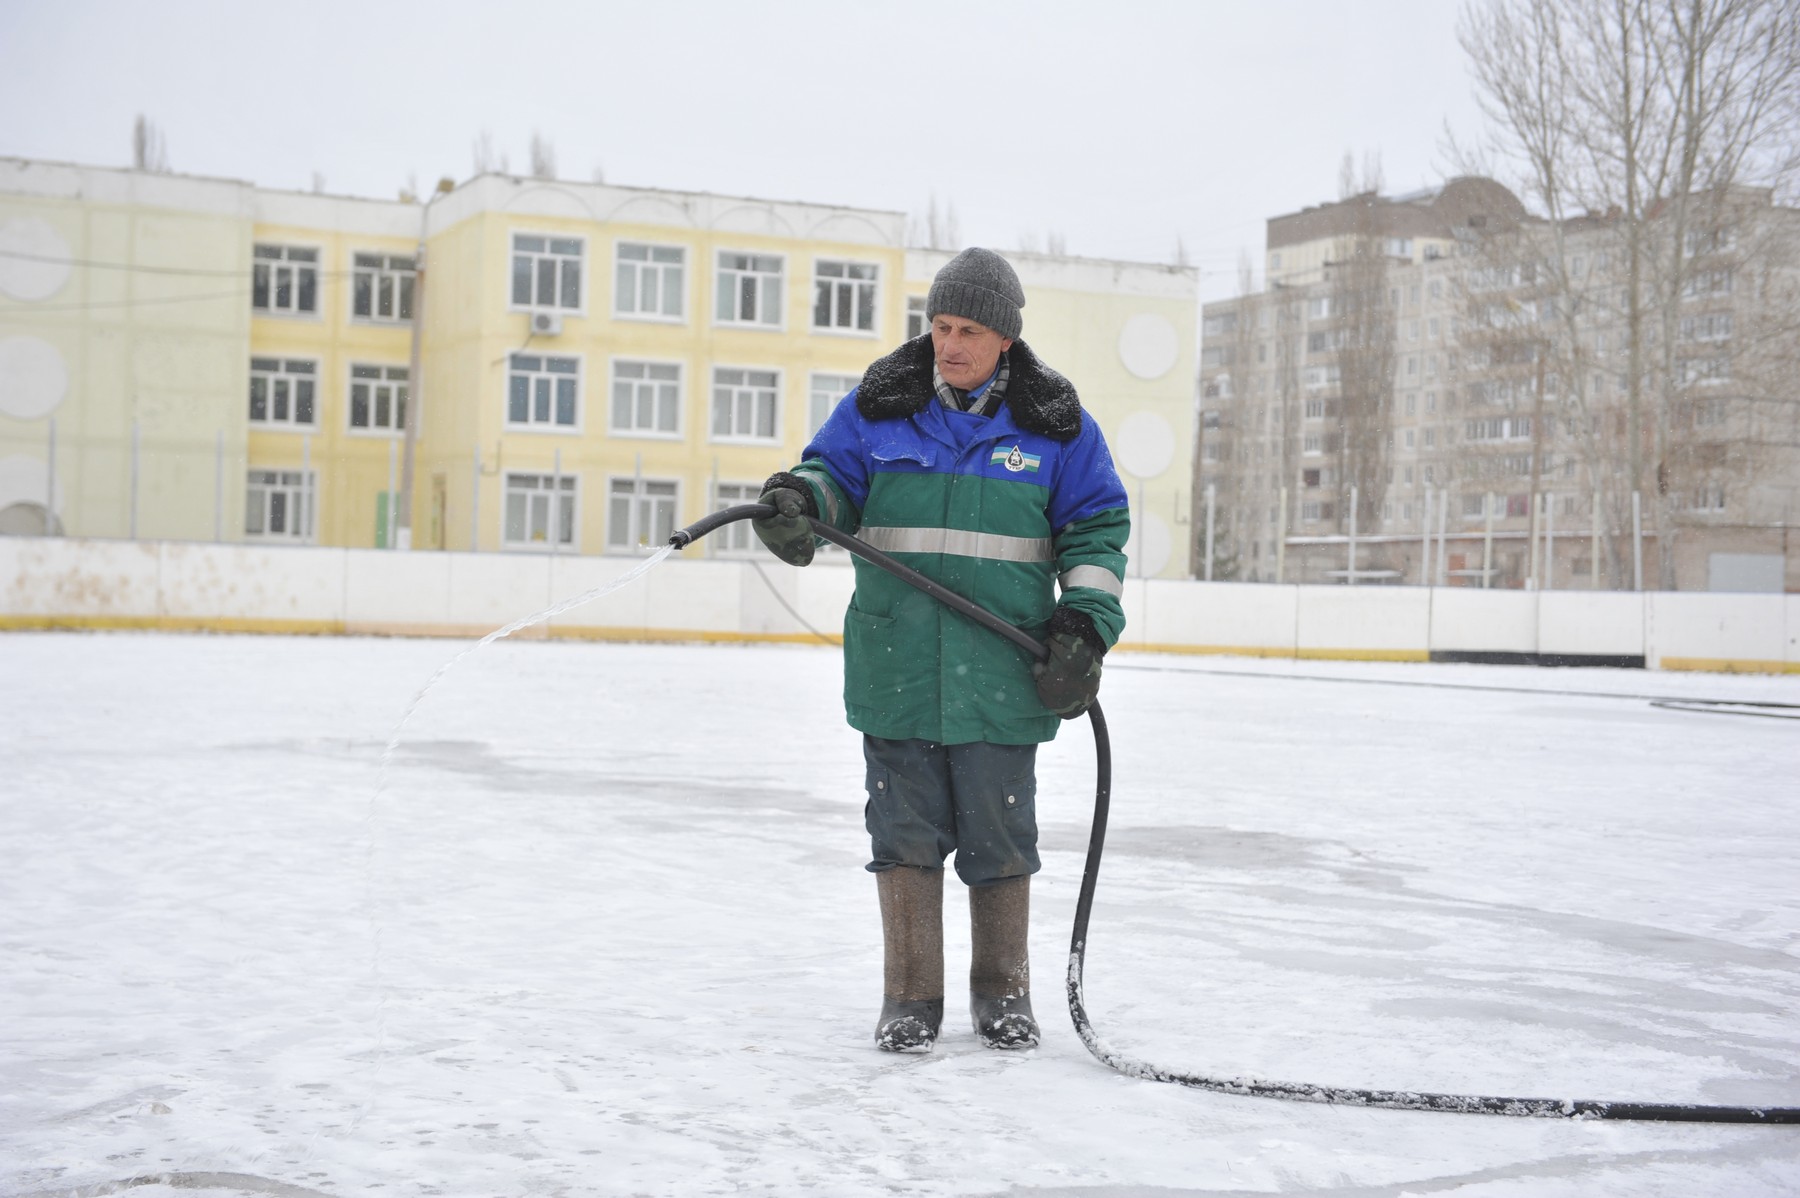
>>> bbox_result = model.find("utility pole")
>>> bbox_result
[396,225,428,550]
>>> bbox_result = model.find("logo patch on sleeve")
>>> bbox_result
[991,445,1041,474]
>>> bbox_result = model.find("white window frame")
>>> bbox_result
[609,357,684,439]
[502,471,579,551]
[905,295,928,340]
[245,468,317,542]
[506,352,583,433]
[347,363,409,436]
[509,231,586,313]
[809,371,858,440]
[714,250,785,329]
[249,357,320,430]
[710,365,782,444]
[710,481,763,556]
[812,258,880,336]
[607,475,681,553]
[252,244,321,317]
[350,251,416,324]
[613,239,686,322]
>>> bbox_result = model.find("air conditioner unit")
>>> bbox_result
[531,311,563,336]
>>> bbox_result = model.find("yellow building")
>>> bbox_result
[2,160,1198,577]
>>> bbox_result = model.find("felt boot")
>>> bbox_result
[875,866,944,1052]
[969,874,1039,1049]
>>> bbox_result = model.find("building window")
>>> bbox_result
[1463,494,1487,517]
[711,481,762,556]
[611,360,681,435]
[249,358,318,428]
[1302,433,1322,455]
[503,472,577,549]
[814,260,878,333]
[1680,312,1732,341]
[511,234,583,309]
[245,469,315,541]
[716,251,783,326]
[1682,269,1733,299]
[252,245,318,315]
[608,476,678,551]
[352,252,415,322]
[1677,356,1731,385]
[616,242,684,319]
[507,354,580,429]
[711,367,780,441]
[809,372,858,439]
[349,364,408,433]
[1301,468,1321,488]
[906,295,928,339]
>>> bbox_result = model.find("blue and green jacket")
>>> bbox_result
[785,335,1129,745]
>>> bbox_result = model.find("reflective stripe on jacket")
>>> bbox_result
[790,337,1129,745]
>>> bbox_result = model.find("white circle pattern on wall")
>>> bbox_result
[0,454,55,515]
[0,218,73,301]
[0,337,70,420]
[1116,313,1179,380]
[1124,510,1173,579]
[1112,411,1176,480]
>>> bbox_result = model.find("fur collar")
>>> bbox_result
[856,335,1083,441]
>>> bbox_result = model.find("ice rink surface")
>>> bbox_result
[3,630,1798,1196]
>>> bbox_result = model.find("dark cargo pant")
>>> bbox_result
[862,735,1040,887]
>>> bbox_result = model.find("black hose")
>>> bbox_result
[670,505,1800,1124]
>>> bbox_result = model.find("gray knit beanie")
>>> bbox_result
[926,247,1024,340]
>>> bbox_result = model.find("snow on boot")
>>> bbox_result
[970,991,1039,1050]
[876,997,945,1052]
[875,865,944,1052]
[969,874,1039,1050]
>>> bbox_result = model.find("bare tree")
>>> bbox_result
[1458,0,1800,587]
[1330,154,1396,536]
[132,115,169,172]
[529,132,557,180]
[472,130,508,176]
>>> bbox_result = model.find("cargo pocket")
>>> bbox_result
[863,763,892,833]
[998,769,1037,840]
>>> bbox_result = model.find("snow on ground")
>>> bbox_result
[2,629,1798,1197]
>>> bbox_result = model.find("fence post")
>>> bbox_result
[129,418,140,540]
[1632,490,1643,591]
[471,444,482,553]
[1545,491,1556,591]
[1421,485,1433,586]
[1203,482,1215,582]
[1275,485,1287,585]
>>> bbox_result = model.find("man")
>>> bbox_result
[752,247,1129,1052]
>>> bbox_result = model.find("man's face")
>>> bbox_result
[931,314,1014,391]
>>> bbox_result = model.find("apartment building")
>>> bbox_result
[0,158,1197,576]
[1197,177,1800,591]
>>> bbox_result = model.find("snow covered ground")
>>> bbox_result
[3,628,1798,1197]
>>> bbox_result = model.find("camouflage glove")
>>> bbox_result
[1032,631,1103,720]
[753,472,818,567]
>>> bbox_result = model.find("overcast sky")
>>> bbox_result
[0,0,1494,301]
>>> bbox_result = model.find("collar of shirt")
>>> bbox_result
[932,352,1010,418]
